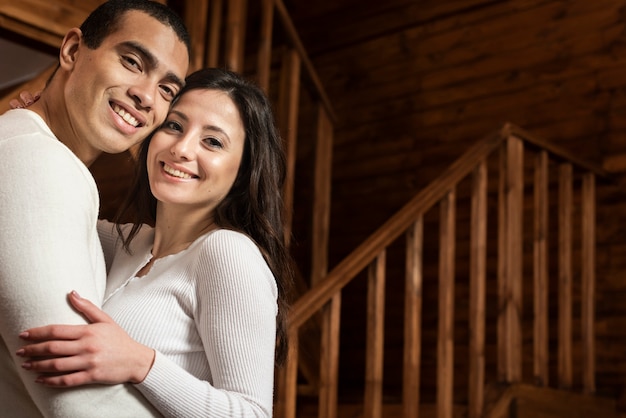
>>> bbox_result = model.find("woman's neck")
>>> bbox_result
[151,205,216,259]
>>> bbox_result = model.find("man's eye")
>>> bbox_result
[122,56,140,70]
[160,85,177,100]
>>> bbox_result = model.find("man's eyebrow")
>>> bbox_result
[120,41,185,88]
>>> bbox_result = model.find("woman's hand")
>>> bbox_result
[9,90,40,109]
[16,291,155,387]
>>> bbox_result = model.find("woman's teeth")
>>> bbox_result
[164,164,192,179]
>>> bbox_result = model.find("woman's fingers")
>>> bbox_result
[68,291,113,324]
[19,324,87,342]
[19,91,36,104]
[19,292,112,342]
[17,339,83,358]
[34,371,93,387]
[22,354,87,374]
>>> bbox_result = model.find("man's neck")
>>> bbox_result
[28,93,101,167]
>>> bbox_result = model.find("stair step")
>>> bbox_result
[294,384,618,418]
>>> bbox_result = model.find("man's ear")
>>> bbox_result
[59,28,82,71]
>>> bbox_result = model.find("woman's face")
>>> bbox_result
[146,88,245,212]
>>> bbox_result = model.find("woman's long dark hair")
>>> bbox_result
[115,68,294,366]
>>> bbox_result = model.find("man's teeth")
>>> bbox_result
[112,104,139,127]
[164,164,192,179]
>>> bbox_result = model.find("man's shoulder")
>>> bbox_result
[0,110,81,165]
[0,109,53,141]
[0,110,95,193]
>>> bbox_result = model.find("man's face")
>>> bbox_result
[65,10,189,156]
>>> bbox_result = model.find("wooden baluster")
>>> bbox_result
[438,189,455,418]
[403,218,423,418]
[277,48,301,246]
[469,162,487,418]
[581,172,596,394]
[497,136,524,383]
[533,151,549,386]
[558,163,573,389]
[224,0,247,72]
[206,0,223,67]
[319,295,341,418]
[364,252,386,418]
[183,0,209,72]
[311,105,333,285]
[300,103,334,400]
[274,329,299,418]
[256,0,274,91]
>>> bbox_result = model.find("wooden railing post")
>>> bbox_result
[275,330,299,418]
[403,218,423,418]
[277,48,301,246]
[256,0,274,91]
[364,252,386,418]
[497,136,524,383]
[318,295,341,418]
[311,105,333,285]
[558,163,573,389]
[581,173,596,394]
[438,189,456,418]
[224,0,247,72]
[469,162,487,418]
[183,0,209,72]
[533,151,550,387]
[206,0,223,67]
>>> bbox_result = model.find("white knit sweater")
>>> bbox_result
[98,220,278,417]
[0,109,159,418]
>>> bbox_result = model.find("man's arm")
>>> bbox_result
[0,134,159,417]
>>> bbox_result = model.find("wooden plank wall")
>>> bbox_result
[286,0,626,406]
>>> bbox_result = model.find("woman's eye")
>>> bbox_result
[204,137,223,148]
[163,120,182,132]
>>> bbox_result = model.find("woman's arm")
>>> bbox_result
[17,291,155,386]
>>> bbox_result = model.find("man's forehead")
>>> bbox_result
[101,11,188,67]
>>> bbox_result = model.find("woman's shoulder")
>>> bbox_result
[199,228,259,253]
[194,229,269,270]
[193,229,277,295]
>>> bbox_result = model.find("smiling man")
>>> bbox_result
[0,1,189,417]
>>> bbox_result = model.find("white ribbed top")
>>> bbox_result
[98,220,278,417]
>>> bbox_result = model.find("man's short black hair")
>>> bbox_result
[79,0,190,53]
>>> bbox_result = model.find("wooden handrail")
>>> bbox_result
[288,128,503,329]
[288,122,608,331]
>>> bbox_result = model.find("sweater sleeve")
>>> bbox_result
[0,135,159,418]
[136,230,278,418]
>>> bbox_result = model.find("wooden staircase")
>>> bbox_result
[275,123,617,418]
[0,2,621,418]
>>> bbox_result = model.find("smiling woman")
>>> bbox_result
[147,88,245,214]
[17,68,294,418]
